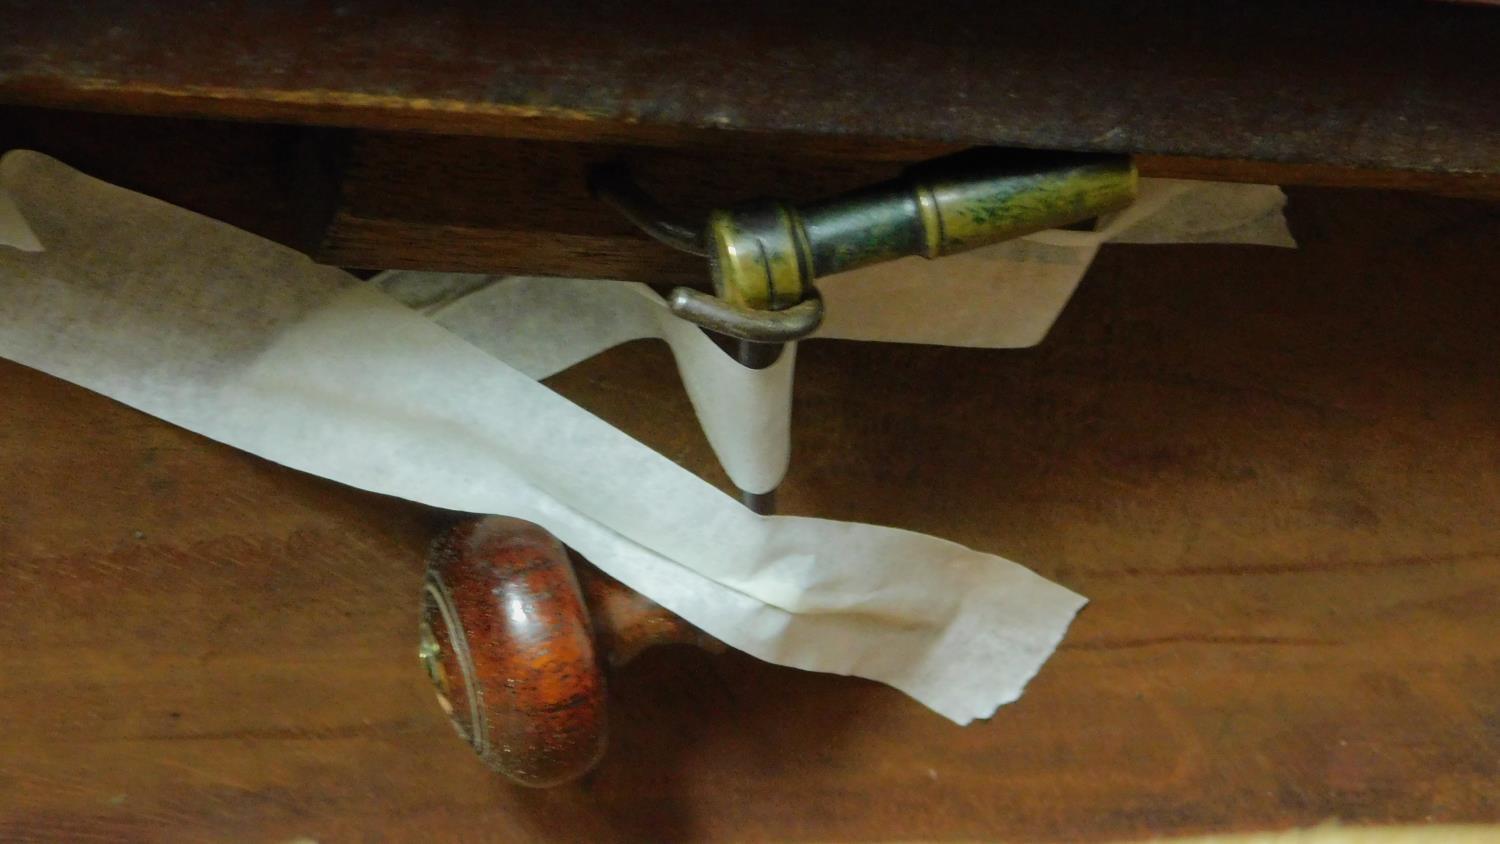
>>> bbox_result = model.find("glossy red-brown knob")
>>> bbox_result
[419,517,712,787]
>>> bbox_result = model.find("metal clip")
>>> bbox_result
[665,287,823,345]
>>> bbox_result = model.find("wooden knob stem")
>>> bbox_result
[419,517,712,787]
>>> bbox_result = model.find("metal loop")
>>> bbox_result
[592,163,823,345]
[666,285,823,344]
[588,163,707,257]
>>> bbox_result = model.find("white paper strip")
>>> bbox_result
[0,150,1087,724]
[376,273,795,496]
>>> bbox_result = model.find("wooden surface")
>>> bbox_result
[316,134,1500,279]
[3,1,1500,180]
[3,186,1499,842]
[7,107,1500,288]
[0,108,343,258]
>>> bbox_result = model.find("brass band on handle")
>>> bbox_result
[716,149,1138,311]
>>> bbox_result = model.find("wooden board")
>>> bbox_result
[317,135,1500,279]
[2,186,1499,841]
[7,107,1500,288]
[3,2,1499,178]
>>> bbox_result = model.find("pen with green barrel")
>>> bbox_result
[594,148,1138,514]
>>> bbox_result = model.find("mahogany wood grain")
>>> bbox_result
[1,187,1498,841]
[421,517,712,786]
[2,1,1498,178]
[423,518,607,787]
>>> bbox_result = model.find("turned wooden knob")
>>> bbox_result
[419,516,713,787]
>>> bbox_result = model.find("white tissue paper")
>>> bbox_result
[377,273,797,497]
[0,151,1291,723]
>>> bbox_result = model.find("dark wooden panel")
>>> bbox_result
[2,186,1498,841]
[0,107,342,255]
[321,131,916,279]
[7,107,1500,284]
[319,134,1500,278]
[2,1,1498,177]
[1136,156,1500,202]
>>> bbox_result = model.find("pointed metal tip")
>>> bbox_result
[739,488,777,516]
